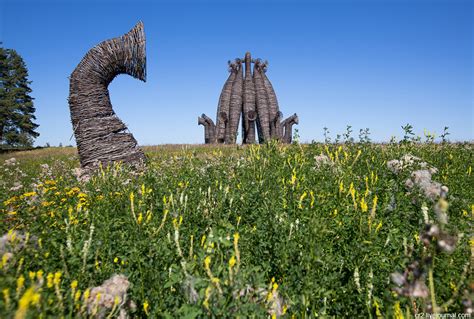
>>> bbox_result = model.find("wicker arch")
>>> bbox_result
[69,22,146,169]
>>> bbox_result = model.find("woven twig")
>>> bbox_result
[214,61,238,143]
[227,59,243,144]
[198,114,216,144]
[199,52,298,144]
[260,61,281,139]
[242,52,256,144]
[69,22,146,169]
[253,59,271,142]
[281,113,299,143]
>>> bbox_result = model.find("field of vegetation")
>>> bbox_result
[0,141,472,318]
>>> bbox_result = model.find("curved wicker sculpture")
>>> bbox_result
[282,113,299,144]
[260,61,282,139]
[215,61,238,143]
[227,59,243,144]
[198,113,216,144]
[242,52,256,144]
[69,22,146,169]
[253,59,271,142]
[199,52,297,144]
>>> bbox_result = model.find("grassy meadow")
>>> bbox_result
[0,141,472,318]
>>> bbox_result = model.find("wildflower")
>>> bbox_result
[143,300,149,315]
[15,287,38,319]
[16,275,25,296]
[114,257,119,263]
[74,290,81,303]
[47,273,54,288]
[393,302,404,319]
[203,286,212,310]
[204,256,211,269]
[3,288,10,307]
[310,191,315,208]
[82,288,90,299]
[28,271,36,281]
[360,197,368,212]
[145,210,152,223]
[71,280,78,289]
[298,192,307,209]
[53,272,62,285]
[229,255,236,269]
[36,270,44,282]
[233,233,240,267]
[375,222,382,232]
[1,253,12,269]
[339,181,344,194]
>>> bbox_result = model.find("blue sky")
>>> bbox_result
[1,0,472,145]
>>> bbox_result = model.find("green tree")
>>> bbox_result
[0,45,39,148]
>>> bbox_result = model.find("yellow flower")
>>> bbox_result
[3,288,10,307]
[17,275,25,294]
[46,273,54,288]
[272,282,279,292]
[360,197,368,213]
[375,222,383,232]
[74,290,81,303]
[15,287,36,319]
[71,280,78,289]
[143,300,149,315]
[31,292,41,306]
[114,257,119,263]
[298,192,307,209]
[233,233,240,245]
[203,286,212,310]
[1,253,12,269]
[36,270,44,281]
[83,288,90,301]
[229,255,236,269]
[53,272,62,285]
[393,301,404,319]
[204,256,211,269]
[22,192,37,197]
[137,213,143,225]
[28,271,36,281]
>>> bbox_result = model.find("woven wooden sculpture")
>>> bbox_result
[215,61,238,143]
[199,52,298,144]
[69,22,146,169]
[227,58,244,144]
[198,113,216,144]
[253,59,271,142]
[281,113,299,143]
[242,52,257,144]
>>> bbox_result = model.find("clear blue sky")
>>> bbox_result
[1,0,472,145]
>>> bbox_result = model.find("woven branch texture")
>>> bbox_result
[199,52,298,144]
[242,52,257,144]
[69,22,146,169]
